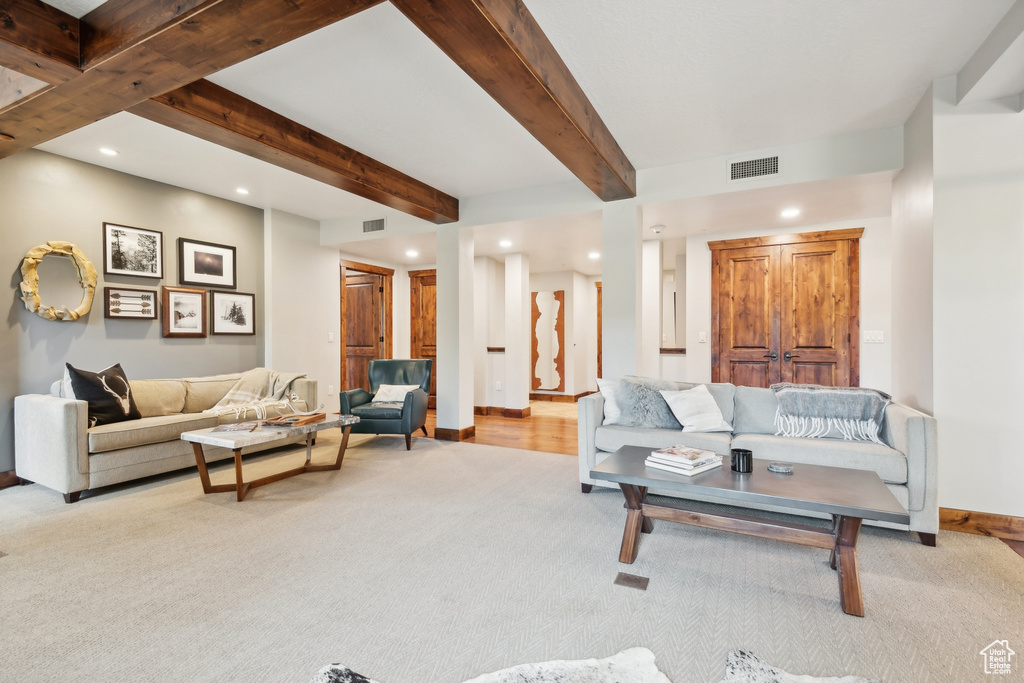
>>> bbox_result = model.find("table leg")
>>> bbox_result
[618,483,648,563]
[304,424,353,472]
[834,516,864,617]
[191,442,237,496]
[829,514,839,570]
[234,449,251,502]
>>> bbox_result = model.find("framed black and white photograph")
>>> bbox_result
[104,287,157,320]
[161,286,206,338]
[211,290,255,335]
[103,223,163,279]
[178,238,236,289]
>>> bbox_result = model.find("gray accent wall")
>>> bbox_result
[0,150,265,472]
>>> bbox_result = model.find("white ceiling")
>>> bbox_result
[33,0,1018,272]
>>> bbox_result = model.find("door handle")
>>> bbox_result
[783,351,800,361]
[763,351,778,361]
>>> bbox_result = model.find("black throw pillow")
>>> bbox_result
[65,363,142,428]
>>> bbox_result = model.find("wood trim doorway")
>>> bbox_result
[340,259,394,391]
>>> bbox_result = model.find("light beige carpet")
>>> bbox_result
[1,433,1021,682]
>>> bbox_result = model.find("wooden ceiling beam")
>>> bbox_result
[0,0,384,156]
[79,0,227,70]
[0,0,81,84]
[129,79,458,223]
[390,0,636,202]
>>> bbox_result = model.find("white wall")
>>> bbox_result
[932,76,1024,517]
[685,217,893,390]
[890,85,935,412]
[572,271,589,394]
[265,209,341,413]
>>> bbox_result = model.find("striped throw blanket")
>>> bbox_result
[771,383,890,444]
[204,368,306,419]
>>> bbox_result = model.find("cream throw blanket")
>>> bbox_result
[203,368,306,419]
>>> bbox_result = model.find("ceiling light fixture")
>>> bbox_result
[99,147,119,156]
[499,239,512,248]
[650,224,665,235]
[235,187,250,195]
[406,249,419,258]
[588,251,600,260]
[780,207,801,219]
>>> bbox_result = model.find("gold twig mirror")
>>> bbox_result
[19,241,98,321]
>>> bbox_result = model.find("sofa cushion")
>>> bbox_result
[181,373,242,413]
[130,379,187,417]
[730,433,908,485]
[351,402,404,420]
[596,378,622,425]
[66,363,142,427]
[595,425,733,457]
[661,385,732,432]
[618,376,681,429]
[674,382,736,425]
[732,385,779,434]
[88,413,219,454]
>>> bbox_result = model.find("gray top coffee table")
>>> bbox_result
[591,445,909,617]
[182,414,359,502]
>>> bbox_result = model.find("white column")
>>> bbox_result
[674,253,687,348]
[504,253,530,411]
[435,226,475,434]
[601,200,642,380]
[640,239,663,377]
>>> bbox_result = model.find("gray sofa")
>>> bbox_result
[578,382,938,544]
[14,372,316,503]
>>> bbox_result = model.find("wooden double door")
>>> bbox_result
[409,269,437,408]
[711,229,862,388]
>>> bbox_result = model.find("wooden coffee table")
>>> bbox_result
[181,415,359,501]
[590,445,910,616]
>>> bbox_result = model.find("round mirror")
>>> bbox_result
[19,242,98,321]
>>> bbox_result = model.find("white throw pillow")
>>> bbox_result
[660,385,733,432]
[372,384,420,403]
[596,377,622,425]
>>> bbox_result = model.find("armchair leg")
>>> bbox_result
[405,433,412,450]
[420,425,428,436]
[63,491,82,504]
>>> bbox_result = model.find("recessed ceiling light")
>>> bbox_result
[99,147,118,156]
[781,207,801,218]
[406,249,419,258]
[235,187,250,195]
[588,251,600,260]
[499,239,512,248]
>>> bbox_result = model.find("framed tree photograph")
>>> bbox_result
[211,290,255,335]
[104,287,157,320]
[161,286,206,338]
[178,238,236,289]
[103,223,163,279]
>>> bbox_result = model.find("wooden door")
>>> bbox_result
[409,269,437,408]
[780,239,856,386]
[712,245,780,388]
[343,274,380,391]
[711,229,861,388]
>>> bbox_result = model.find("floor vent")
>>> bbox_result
[613,572,649,590]
[729,155,780,181]
[362,218,386,233]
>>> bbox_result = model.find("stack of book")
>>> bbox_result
[645,445,723,476]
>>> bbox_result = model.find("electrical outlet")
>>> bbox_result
[328,385,335,396]
[328,332,334,343]
[496,381,502,391]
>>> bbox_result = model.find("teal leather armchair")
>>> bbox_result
[340,359,432,449]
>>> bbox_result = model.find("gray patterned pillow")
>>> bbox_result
[617,376,681,430]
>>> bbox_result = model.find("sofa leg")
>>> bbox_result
[405,434,412,450]
[63,491,82,504]
[581,483,593,493]
[918,532,937,547]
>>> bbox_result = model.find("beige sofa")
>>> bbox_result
[578,382,938,545]
[14,372,316,503]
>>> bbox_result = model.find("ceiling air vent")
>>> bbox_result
[729,155,780,182]
[362,218,386,233]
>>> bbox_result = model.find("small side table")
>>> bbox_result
[181,415,359,501]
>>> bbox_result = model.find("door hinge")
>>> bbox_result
[379,336,384,342]
[379,286,384,293]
